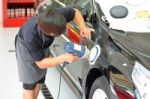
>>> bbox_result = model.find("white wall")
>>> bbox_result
[0,0,2,26]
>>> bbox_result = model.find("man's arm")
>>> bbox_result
[35,53,78,69]
[73,9,91,39]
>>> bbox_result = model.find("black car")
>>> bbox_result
[37,0,150,99]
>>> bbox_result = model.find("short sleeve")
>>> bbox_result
[58,7,76,22]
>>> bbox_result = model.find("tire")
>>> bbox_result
[88,76,117,99]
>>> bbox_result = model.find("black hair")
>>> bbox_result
[38,7,67,37]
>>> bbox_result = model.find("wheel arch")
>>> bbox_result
[84,68,103,99]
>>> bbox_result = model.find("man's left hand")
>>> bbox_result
[80,27,93,39]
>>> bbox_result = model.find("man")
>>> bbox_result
[15,7,91,99]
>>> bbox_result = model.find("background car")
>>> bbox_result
[37,0,150,99]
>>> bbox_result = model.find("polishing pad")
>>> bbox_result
[89,45,101,65]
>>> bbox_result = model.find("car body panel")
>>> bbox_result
[109,30,150,69]
[37,0,150,99]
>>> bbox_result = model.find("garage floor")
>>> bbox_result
[0,26,77,99]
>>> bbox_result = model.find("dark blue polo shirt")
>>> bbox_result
[18,7,75,62]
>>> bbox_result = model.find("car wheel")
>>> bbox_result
[88,76,117,99]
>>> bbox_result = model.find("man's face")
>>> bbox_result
[38,24,61,38]
[42,31,61,38]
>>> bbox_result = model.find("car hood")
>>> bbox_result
[95,0,150,69]
[109,30,150,70]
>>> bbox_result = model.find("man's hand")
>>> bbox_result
[80,27,94,39]
[61,53,79,63]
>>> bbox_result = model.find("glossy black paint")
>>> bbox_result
[37,0,150,99]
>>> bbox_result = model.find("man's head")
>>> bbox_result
[38,8,67,37]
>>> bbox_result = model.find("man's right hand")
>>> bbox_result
[61,53,79,64]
